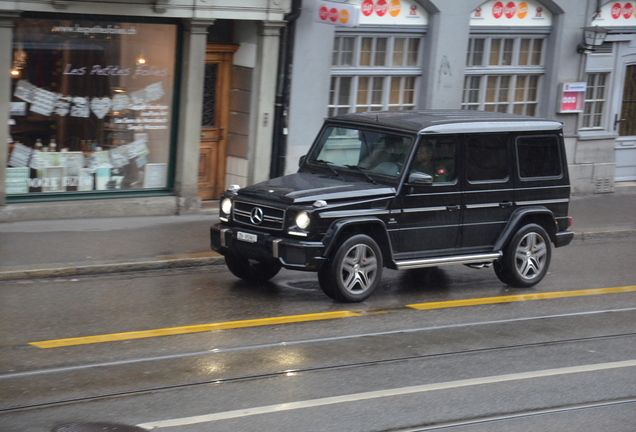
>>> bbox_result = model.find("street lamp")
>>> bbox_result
[577,26,608,54]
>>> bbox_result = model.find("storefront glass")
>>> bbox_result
[7,18,177,195]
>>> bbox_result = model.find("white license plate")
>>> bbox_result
[237,231,258,243]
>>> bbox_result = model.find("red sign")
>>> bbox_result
[319,5,329,20]
[492,1,504,18]
[611,2,622,19]
[329,7,338,21]
[624,2,634,18]
[375,0,388,16]
[560,92,581,112]
[504,1,516,18]
[361,0,374,16]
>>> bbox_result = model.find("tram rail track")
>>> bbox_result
[2,330,635,414]
[390,397,636,431]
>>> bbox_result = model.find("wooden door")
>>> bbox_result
[198,45,237,200]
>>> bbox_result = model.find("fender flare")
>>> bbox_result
[322,216,392,259]
[493,206,556,251]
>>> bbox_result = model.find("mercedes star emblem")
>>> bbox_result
[250,207,264,225]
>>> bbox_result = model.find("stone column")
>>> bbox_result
[0,16,15,207]
[248,21,285,185]
[174,19,213,213]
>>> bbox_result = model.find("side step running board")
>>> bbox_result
[395,252,502,270]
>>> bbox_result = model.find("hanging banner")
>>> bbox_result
[314,0,428,27]
[314,1,361,27]
[592,2,636,26]
[470,0,552,26]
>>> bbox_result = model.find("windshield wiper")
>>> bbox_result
[345,165,377,184]
[312,159,339,176]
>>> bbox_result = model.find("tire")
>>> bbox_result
[494,223,551,288]
[318,234,383,302]
[224,251,282,282]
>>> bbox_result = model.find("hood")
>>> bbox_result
[236,172,395,205]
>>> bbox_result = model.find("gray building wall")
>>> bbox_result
[286,0,621,195]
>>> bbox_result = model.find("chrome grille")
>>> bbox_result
[233,201,285,230]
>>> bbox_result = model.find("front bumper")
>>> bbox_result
[210,224,327,271]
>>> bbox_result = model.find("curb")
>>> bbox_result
[0,229,633,282]
[0,256,226,282]
[573,228,636,241]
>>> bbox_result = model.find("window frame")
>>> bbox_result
[462,32,547,116]
[581,72,609,130]
[329,28,425,116]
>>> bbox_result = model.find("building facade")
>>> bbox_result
[0,0,291,221]
[285,0,636,195]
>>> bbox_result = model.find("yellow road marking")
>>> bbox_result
[29,285,636,349]
[29,311,361,349]
[407,286,636,310]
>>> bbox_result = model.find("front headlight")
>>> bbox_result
[295,211,310,230]
[221,198,233,215]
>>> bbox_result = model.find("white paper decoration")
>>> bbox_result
[145,82,164,103]
[54,95,72,116]
[70,97,90,118]
[90,97,112,119]
[14,80,37,103]
[111,94,131,112]
[30,88,57,116]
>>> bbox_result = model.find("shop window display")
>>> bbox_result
[6,18,177,195]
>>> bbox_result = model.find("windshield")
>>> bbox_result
[307,126,413,178]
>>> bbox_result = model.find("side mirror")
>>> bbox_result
[408,171,433,185]
[299,155,306,167]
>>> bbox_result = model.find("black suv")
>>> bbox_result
[211,110,574,302]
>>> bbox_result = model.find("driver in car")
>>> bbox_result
[360,135,408,173]
[412,144,451,182]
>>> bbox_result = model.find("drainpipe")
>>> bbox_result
[270,0,302,178]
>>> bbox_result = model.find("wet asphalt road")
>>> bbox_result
[0,237,635,431]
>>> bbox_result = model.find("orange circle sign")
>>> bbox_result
[339,9,350,24]
[517,2,528,19]
[389,0,401,17]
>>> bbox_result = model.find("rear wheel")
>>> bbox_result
[224,251,282,282]
[318,234,383,302]
[494,224,551,287]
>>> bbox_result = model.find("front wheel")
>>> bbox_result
[318,234,383,302]
[494,223,551,287]
[224,251,282,282]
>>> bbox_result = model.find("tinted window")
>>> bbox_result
[516,135,562,178]
[465,134,508,182]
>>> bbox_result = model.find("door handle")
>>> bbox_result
[614,114,626,131]
[499,201,513,208]
[446,204,461,211]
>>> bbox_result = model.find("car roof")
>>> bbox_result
[329,110,563,134]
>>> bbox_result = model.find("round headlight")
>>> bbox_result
[295,211,310,230]
[221,198,233,215]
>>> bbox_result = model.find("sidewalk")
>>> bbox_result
[0,191,634,281]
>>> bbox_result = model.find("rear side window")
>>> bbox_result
[465,134,508,182]
[516,135,562,179]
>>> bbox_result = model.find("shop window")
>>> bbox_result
[329,33,422,116]
[581,73,608,130]
[462,35,544,115]
[7,18,177,196]
[516,135,562,179]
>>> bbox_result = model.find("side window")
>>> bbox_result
[410,137,457,183]
[465,134,508,182]
[516,135,562,179]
